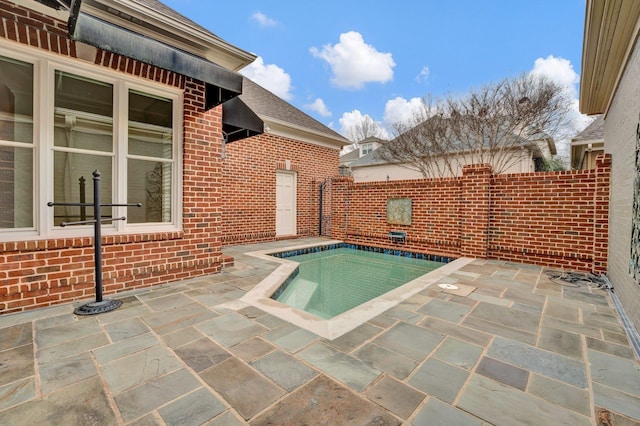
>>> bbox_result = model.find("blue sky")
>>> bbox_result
[165,0,589,153]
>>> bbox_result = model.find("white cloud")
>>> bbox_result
[383,96,426,128]
[529,55,591,161]
[416,66,430,84]
[240,56,293,100]
[251,12,277,27]
[338,109,390,141]
[304,98,331,117]
[310,31,395,89]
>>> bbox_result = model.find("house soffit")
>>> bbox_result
[580,0,640,115]
[264,118,349,150]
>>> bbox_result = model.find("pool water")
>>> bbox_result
[272,247,444,319]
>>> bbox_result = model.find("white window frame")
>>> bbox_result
[0,40,183,242]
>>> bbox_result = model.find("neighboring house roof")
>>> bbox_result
[340,149,361,164]
[572,115,604,142]
[239,77,349,149]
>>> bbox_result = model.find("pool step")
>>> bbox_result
[278,278,318,310]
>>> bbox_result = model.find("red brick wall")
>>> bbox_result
[0,1,224,313]
[221,133,340,245]
[331,154,611,272]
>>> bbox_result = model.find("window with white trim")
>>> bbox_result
[0,46,182,241]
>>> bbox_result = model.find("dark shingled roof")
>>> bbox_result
[239,77,348,143]
[572,115,604,142]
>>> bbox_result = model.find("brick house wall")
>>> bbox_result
[331,155,611,273]
[221,133,340,245]
[0,1,225,313]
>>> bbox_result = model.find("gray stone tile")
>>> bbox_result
[0,378,35,411]
[261,322,318,353]
[458,375,591,426]
[593,382,640,421]
[433,337,483,370]
[197,312,266,347]
[39,352,98,395]
[251,375,400,426]
[200,358,285,420]
[0,344,33,385]
[142,302,214,335]
[158,387,226,426]
[537,326,583,359]
[324,322,381,353]
[544,300,579,323]
[229,337,275,362]
[35,318,103,349]
[417,299,472,323]
[541,316,602,339]
[0,322,32,351]
[298,342,381,392]
[583,311,626,334]
[162,326,203,349]
[383,306,423,324]
[602,329,633,346]
[174,337,231,372]
[353,343,418,380]
[586,336,635,359]
[475,356,528,390]
[251,350,317,391]
[365,375,425,419]
[467,292,512,306]
[411,397,483,426]
[104,317,150,342]
[469,302,540,333]
[562,288,610,307]
[136,285,189,301]
[419,316,492,347]
[588,349,640,397]
[462,315,537,345]
[487,337,587,387]
[114,369,201,422]
[205,411,245,426]
[34,313,76,331]
[0,376,118,425]
[408,358,468,403]
[374,322,444,361]
[254,313,287,329]
[92,333,160,365]
[528,374,590,416]
[368,313,398,329]
[37,332,110,363]
[101,345,183,394]
[127,413,164,426]
[237,305,266,320]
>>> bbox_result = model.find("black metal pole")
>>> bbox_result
[93,170,103,303]
[79,176,86,221]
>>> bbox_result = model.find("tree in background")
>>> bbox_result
[344,115,387,145]
[378,74,573,178]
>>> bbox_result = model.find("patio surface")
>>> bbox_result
[1,237,639,425]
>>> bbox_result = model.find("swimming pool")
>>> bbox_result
[240,240,472,340]
[272,246,446,319]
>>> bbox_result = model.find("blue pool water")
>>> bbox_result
[271,247,445,319]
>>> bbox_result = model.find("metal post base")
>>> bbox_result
[74,299,122,315]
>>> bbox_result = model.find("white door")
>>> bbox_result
[276,171,296,236]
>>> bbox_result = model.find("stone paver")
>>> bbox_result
[0,237,638,425]
[251,375,400,425]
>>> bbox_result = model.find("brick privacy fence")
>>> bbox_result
[0,3,224,313]
[331,154,611,273]
[221,133,339,245]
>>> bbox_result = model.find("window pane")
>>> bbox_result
[0,146,33,228]
[53,152,112,226]
[54,71,113,152]
[0,55,33,144]
[128,90,172,159]
[127,159,172,223]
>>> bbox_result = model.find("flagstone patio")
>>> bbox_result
[1,237,639,425]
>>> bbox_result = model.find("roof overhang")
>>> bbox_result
[580,0,640,115]
[262,117,350,150]
[69,9,242,108]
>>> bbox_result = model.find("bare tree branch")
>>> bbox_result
[379,74,572,178]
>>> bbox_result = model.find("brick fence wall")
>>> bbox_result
[331,154,611,272]
[221,133,339,245]
[0,2,224,313]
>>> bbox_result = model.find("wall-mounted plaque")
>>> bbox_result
[387,198,411,225]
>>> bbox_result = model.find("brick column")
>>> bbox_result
[460,164,493,258]
[329,175,353,241]
[592,154,611,273]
